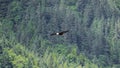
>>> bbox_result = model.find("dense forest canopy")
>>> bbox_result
[0,0,120,68]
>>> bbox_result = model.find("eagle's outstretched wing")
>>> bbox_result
[59,30,69,35]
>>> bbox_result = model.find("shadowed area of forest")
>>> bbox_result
[0,0,120,68]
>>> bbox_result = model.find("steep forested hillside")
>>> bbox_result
[0,0,120,68]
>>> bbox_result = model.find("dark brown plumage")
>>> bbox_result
[50,30,69,36]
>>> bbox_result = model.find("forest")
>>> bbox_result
[0,0,120,68]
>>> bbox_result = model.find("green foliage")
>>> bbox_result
[0,37,40,68]
[0,0,120,68]
[39,44,99,68]
[114,0,120,10]
[9,0,23,21]
[67,5,77,11]
[65,0,77,6]
[0,36,100,68]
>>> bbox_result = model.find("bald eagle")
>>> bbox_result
[50,30,69,36]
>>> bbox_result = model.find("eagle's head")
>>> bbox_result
[56,33,59,35]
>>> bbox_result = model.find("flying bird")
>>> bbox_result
[50,30,69,36]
